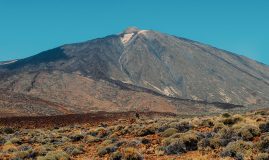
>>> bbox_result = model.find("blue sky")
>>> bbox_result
[0,0,268,65]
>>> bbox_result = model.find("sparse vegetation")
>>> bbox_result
[1,110,269,159]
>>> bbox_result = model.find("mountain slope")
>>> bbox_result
[0,27,268,116]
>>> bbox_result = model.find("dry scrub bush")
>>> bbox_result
[221,140,253,159]
[64,145,84,156]
[169,121,192,132]
[254,153,269,160]
[259,121,269,133]
[37,150,70,160]
[122,147,143,160]
[110,151,122,160]
[161,128,178,137]
[234,125,260,141]
[222,115,243,126]
[164,132,198,155]
[256,135,269,153]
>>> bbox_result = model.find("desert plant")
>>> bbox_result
[2,143,18,153]
[255,111,269,116]
[37,150,69,160]
[98,144,117,157]
[141,138,150,144]
[64,145,84,156]
[110,151,122,160]
[259,121,269,133]
[198,138,210,150]
[254,153,269,160]
[2,127,15,134]
[222,113,231,118]
[135,125,155,136]
[70,134,84,142]
[0,136,6,145]
[221,140,253,159]
[34,146,50,156]
[236,125,260,141]
[213,122,225,133]
[164,139,186,155]
[256,135,269,152]
[208,137,222,149]
[161,128,178,137]
[87,127,105,136]
[217,126,237,142]
[84,135,101,144]
[169,121,192,132]
[199,119,214,128]
[13,149,35,159]
[164,132,198,154]
[123,147,143,160]
[222,116,242,126]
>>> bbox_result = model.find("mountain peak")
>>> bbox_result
[122,26,140,34]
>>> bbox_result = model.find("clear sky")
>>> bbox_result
[0,0,268,65]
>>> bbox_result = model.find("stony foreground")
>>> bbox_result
[1,110,269,160]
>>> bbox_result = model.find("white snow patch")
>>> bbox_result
[121,33,134,45]
[0,60,17,65]
[138,30,148,35]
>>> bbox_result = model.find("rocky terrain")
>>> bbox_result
[0,27,268,116]
[1,110,269,160]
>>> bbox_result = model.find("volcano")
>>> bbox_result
[0,27,268,117]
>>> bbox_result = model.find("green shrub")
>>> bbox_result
[37,151,70,160]
[256,135,269,152]
[255,111,268,116]
[0,136,6,145]
[161,128,178,137]
[87,127,105,136]
[209,137,222,149]
[217,126,235,141]
[259,121,269,133]
[164,139,186,155]
[70,134,84,142]
[84,135,101,144]
[135,125,155,136]
[98,144,117,157]
[222,113,231,118]
[110,151,122,160]
[2,127,15,134]
[222,116,242,126]
[169,121,192,132]
[199,119,214,128]
[123,147,143,160]
[14,150,34,159]
[254,153,269,160]
[34,146,49,156]
[101,139,114,146]
[162,137,174,146]
[236,125,260,141]
[164,132,198,155]
[64,145,84,156]
[141,138,150,144]
[11,138,20,144]
[198,138,210,150]
[213,122,225,133]
[221,140,253,159]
